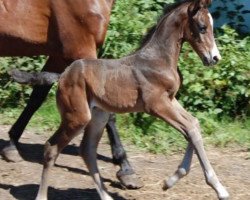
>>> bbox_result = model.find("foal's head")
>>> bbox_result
[183,0,221,66]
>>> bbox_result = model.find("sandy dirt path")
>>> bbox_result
[0,125,249,200]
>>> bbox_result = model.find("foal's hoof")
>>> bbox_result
[219,198,229,200]
[219,191,230,200]
[1,145,23,162]
[162,180,173,191]
[117,171,143,189]
[219,194,229,200]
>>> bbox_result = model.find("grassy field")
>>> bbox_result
[0,97,249,154]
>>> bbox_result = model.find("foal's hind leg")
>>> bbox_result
[106,113,143,189]
[36,81,91,200]
[36,124,87,200]
[80,107,113,200]
[163,99,196,189]
[150,96,229,200]
[163,142,194,189]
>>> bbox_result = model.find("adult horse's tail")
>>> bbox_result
[10,69,60,85]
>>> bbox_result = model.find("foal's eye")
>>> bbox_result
[199,25,207,34]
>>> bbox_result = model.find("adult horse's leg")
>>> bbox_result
[150,96,229,200]
[106,113,143,189]
[1,84,52,162]
[36,76,91,200]
[1,57,68,162]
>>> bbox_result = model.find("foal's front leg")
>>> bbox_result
[150,96,229,200]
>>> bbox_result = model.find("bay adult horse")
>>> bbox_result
[0,0,141,189]
[12,0,230,199]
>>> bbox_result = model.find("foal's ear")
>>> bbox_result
[188,0,212,15]
[196,0,212,8]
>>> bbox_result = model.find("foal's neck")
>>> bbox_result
[138,7,187,69]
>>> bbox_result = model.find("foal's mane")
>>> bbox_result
[139,0,193,49]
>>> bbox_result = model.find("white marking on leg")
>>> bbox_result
[164,143,194,189]
[93,173,113,200]
[189,128,229,199]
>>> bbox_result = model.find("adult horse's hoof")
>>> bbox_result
[117,171,144,189]
[1,143,23,162]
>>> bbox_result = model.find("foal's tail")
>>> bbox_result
[9,69,60,85]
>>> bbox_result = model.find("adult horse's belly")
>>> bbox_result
[0,36,49,56]
[0,0,50,55]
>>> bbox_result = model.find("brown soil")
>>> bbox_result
[0,125,249,200]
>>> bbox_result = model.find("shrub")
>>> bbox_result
[99,0,171,58]
[0,56,45,109]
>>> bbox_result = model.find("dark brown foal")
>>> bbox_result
[12,0,229,199]
[0,0,141,188]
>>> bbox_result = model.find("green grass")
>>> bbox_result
[116,114,186,154]
[202,116,250,148]
[0,97,249,154]
[117,112,250,154]
[0,96,60,133]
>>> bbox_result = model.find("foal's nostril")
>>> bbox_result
[213,56,219,63]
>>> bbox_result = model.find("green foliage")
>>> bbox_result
[178,26,250,118]
[0,56,46,109]
[100,0,172,58]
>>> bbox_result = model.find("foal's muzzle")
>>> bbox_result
[202,54,220,66]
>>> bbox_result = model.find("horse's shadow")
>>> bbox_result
[0,138,113,164]
[0,138,125,197]
[0,183,126,200]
